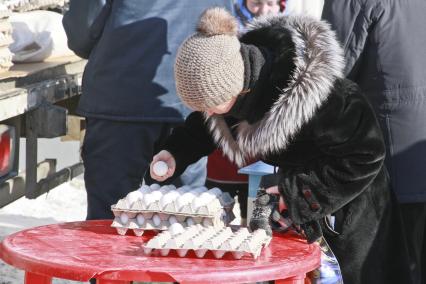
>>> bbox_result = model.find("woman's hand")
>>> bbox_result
[150,150,176,182]
[265,186,287,212]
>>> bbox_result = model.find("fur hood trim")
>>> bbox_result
[206,15,345,166]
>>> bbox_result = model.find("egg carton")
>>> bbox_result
[3,0,67,12]
[111,184,235,235]
[0,18,13,46]
[0,4,11,19]
[0,8,13,72]
[112,184,234,217]
[0,46,13,72]
[111,210,228,236]
[144,224,271,260]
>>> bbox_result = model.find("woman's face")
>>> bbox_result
[246,0,281,16]
[205,96,237,116]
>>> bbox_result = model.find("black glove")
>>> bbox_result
[249,189,275,236]
[249,188,294,236]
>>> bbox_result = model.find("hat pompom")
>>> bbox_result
[197,7,238,37]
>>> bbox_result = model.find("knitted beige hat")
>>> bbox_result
[175,7,244,111]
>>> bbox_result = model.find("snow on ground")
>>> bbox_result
[0,178,87,284]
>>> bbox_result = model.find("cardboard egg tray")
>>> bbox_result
[0,5,13,72]
[111,184,235,236]
[111,211,227,236]
[4,0,67,12]
[144,225,271,259]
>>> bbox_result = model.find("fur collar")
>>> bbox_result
[205,15,345,167]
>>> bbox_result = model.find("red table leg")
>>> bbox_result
[24,271,52,284]
[96,280,131,284]
[275,274,306,284]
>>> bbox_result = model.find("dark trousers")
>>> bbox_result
[82,118,206,220]
[400,202,426,284]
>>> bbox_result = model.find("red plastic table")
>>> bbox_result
[0,220,320,284]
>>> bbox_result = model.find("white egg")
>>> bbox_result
[159,186,170,194]
[150,183,161,191]
[143,190,162,206]
[151,190,163,200]
[120,213,129,224]
[191,197,201,210]
[142,193,155,206]
[138,185,151,194]
[177,185,192,194]
[176,192,196,209]
[168,215,178,224]
[169,223,185,235]
[202,218,213,227]
[186,217,195,226]
[199,191,215,201]
[153,161,168,177]
[192,187,208,194]
[191,196,209,210]
[160,190,179,208]
[168,185,177,191]
[208,187,223,197]
[126,190,143,207]
[136,214,145,225]
[152,214,161,226]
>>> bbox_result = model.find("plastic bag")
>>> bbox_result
[9,10,74,62]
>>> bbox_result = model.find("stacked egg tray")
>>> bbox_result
[4,0,67,12]
[111,184,235,236]
[144,224,271,260]
[0,3,13,72]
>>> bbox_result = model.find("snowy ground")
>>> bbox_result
[0,178,87,284]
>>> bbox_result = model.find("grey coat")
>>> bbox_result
[322,0,426,203]
[63,0,233,122]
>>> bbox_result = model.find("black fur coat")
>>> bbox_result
[163,15,410,284]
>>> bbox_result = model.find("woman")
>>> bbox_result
[150,8,409,284]
[234,0,285,29]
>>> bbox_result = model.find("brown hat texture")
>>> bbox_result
[174,7,244,111]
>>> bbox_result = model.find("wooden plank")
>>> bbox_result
[0,55,83,80]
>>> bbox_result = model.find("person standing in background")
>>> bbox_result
[62,0,233,220]
[234,0,285,29]
[322,1,426,283]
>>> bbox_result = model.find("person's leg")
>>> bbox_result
[422,203,426,284]
[82,118,164,220]
[399,202,426,284]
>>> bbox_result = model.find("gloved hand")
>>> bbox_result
[249,174,293,235]
[249,189,275,236]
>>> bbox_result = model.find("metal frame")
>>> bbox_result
[0,116,20,184]
[0,58,86,207]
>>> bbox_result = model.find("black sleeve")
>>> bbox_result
[163,112,217,180]
[279,80,386,225]
[62,0,112,58]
